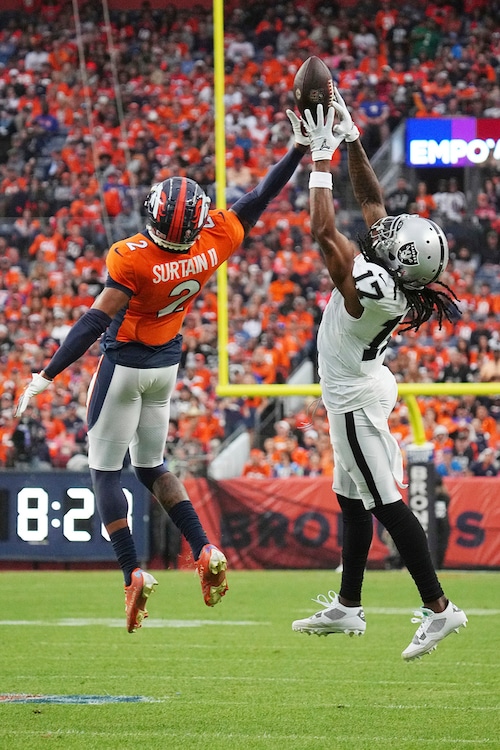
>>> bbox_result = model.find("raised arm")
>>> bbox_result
[230,129,308,236]
[347,138,386,228]
[332,87,386,230]
[303,103,363,318]
[309,161,361,316]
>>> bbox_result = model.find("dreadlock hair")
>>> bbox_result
[358,232,461,332]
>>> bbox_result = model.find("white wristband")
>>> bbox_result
[309,172,333,190]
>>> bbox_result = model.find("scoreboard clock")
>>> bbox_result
[0,472,150,561]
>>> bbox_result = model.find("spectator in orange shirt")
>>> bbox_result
[268,269,298,305]
[61,141,93,175]
[274,235,297,272]
[18,85,43,119]
[0,256,23,288]
[286,433,310,469]
[414,181,437,219]
[316,432,334,477]
[471,52,496,84]
[181,353,213,393]
[47,253,74,291]
[47,37,75,71]
[337,57,361,92]
[28,220,65,263]
[250,345,276,385]
[242,448,272,478]
[414,96,442,119]
[71,282,95,310]
[102,171,126,218]
[433,71,454,106]
[374,1,398,40]
[260,45,283,87]
[197,290,217,324]
[259,330,290,382]
[47,277,73,310]
[269,419,292,456]
[71,196,105,248]
[69,169,99,203]
[388,409,412,447]
[177,401,222,449]
[190,411,224,450]
[0,165,28,198]
[74,245,106,281]
[276,320,302,370]
[358,45,388,76]
[290,296,315,332]
[38,403,66,442]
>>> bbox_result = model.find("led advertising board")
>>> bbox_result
[406,118,500,168]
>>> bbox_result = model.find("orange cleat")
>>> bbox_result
[124,568,158,633]
[196,544,228,607]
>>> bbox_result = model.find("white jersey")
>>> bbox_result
[318,254,408,414]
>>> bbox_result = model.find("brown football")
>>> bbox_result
[293,56,334,122]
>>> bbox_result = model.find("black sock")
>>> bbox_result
[337,495,373,603]
[371,500,444,603]
[168,500,209,560]
[110,527,138,586]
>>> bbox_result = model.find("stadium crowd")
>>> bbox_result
[0,0,499,479]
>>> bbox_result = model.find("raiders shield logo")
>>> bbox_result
[397,242,418,266]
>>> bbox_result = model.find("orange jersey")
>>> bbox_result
[104,210,244,353]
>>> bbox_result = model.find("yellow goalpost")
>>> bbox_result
[211,1,500,444]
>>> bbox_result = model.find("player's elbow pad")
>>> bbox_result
[43,309,112,379]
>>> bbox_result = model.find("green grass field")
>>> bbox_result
[0,568,498,750]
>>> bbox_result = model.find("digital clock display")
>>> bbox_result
[0,472,150,561]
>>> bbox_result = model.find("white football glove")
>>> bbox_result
[285,109,310,148]
[331,86,360,143]
[303,104,344,161]
[15,372,53,417]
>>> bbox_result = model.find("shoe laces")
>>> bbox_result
[312,590,338,608]
[410,607,434,626]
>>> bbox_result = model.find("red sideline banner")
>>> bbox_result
[443,477,500,568]
[183,477,500,570]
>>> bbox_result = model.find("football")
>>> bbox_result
[293,56,334,121]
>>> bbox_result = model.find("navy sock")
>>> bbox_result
[91,469,128,526]
[168,500,209,560]
[110,527,139,586]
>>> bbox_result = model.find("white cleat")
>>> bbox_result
[402,600,468,661]
[292,591,366,637]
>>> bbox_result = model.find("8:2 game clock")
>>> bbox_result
[0,472,150,561]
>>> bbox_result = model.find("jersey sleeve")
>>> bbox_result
[354,261,408,318]
[106,240,138,295]
[203,209,245,262]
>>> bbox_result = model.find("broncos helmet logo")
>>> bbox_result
[147,183,167,220]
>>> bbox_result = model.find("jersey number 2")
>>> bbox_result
[157,279,201,316]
